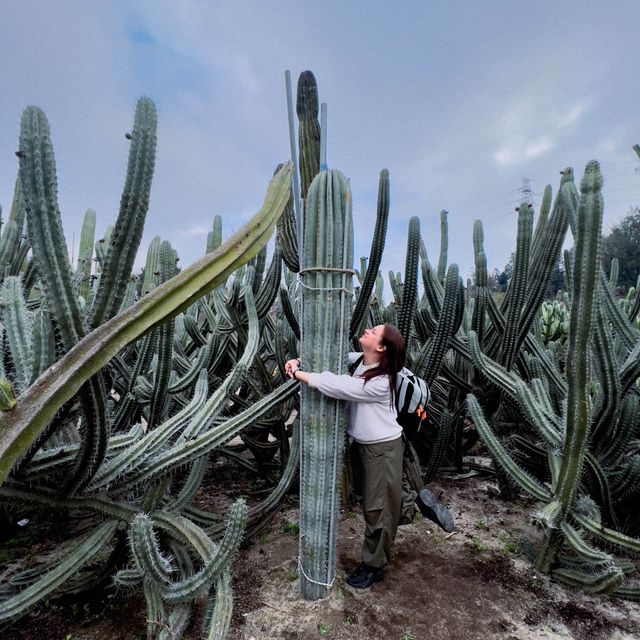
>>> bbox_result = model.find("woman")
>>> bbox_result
[285,323,406,589]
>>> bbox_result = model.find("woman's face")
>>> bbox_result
[359,324,385,351]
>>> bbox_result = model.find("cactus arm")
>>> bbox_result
[177,285,260,443]
[147,241,177,430]
[31,305,56,381]
[90,370,209,489]
[601,394,640,468]
[76,208,96,302]
[423,410,453,483]
[0,220,19,279]
[499,204,533,370]
[514,381,561,446]
[467,330,519,397]
[553,565,624,594]
[129,512,175,586]
[413,264,460,384]
[397,216,421,345]
[599,269,639,351]
[142,579,167,638]
[590,303,621,448]
[0,176,24,264]
[113,380,298,490]
[515,184,571,352]
[18,107,87,347]
[349,169,390,338]
[182,312,207,346]
[17,104,108,493]
[583,452,618,527]
[0,163,292,485]
[274,162,299,273]
[279,286,301,339]
[160,499,246,603]
[22,425,141,481]
[0,520,117,622]
[536,162,604,572]
[207,215,223,253]
[466,394,551,500]
[158,604,192,640]
[572,512,640,554]
[1,276,33,393]
[554,162,603,508]
[471,220,488,345]
[167,340,214,395]
[203,570,233,640]
[437,210,448,282]
[252,244,267,295]
[255,246,283,319]
[0,481,137,519]
[531,184,552,256]
[608,257,619,290]
[89,98,157,327]
[559,167,579,236]
[140,235,162,297]
[162,456,208,513]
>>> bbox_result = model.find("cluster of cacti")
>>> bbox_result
[0,99,300,638]
[464,162,640,596]
[3,67,640,639]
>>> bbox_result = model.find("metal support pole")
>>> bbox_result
[320,102,328,171]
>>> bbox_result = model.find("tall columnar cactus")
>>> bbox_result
[499,203,533,370]
[299,169,353,600]
[349,169,390,339]
[89,97,157,329]
[437,210,449,283]
[397,216,420,347]
[18,104,109,493]
[471,220,488,346]
[536,160,605,570]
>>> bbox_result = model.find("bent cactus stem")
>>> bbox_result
[0,163,293,485]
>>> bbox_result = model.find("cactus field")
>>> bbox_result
[2,71,640,639]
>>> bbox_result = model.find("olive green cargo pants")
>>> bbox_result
[351,437,405,568]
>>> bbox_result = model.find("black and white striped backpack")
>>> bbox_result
[349,356,430,437]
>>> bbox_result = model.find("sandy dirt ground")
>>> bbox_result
[231,472,640,640]
[5,462,640,640]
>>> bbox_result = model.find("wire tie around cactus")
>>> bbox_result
[297,267,356,294]
[299,267,355,275]
[297,556,336,589]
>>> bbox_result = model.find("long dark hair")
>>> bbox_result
[359,324,405,406]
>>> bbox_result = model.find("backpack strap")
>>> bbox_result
[348,355,364,376]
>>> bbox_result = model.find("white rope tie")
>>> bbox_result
[297,267,355,294]
[297,557,336,589]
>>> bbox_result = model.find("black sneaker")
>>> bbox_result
[346,563,384,588]
[415,488,455,533]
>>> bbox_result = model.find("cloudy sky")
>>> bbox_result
[1,1,639,283]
